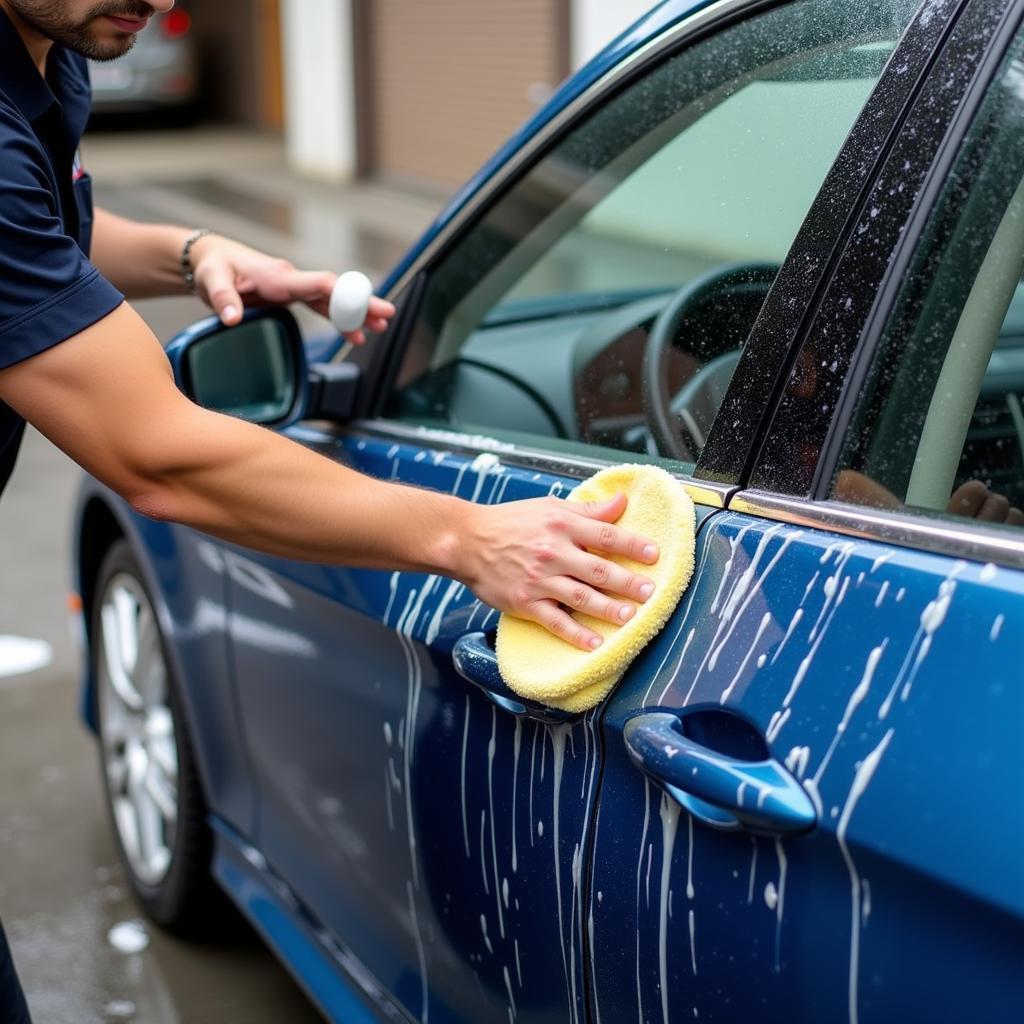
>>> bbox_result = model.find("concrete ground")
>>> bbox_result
[0,125,442,1023]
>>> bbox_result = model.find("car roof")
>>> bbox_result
[380,0,711,293]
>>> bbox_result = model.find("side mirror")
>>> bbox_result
[166,309,363,425]
[167,308,307,427]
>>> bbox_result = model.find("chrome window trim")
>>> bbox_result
[348,419,734,509]
[730,489,1024,569]
[376,0,766,305]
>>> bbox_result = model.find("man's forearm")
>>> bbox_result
[91,208,193,299]
[0,303,658,647]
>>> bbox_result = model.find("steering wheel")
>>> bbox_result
[642,263,779,461]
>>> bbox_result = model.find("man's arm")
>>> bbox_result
[91,209,392,343]
[0,303,658,650]
[89,208,193,300]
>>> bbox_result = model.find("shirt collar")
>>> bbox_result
[0,6,69,123]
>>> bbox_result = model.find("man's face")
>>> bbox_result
[5,0,174,61]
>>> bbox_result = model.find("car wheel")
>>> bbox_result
[92,539,219,933]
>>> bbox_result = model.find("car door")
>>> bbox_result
[588,1,1024,1021]
[224,0,930,1021]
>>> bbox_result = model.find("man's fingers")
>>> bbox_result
[978,491,1010,522]
[565,493,659,564]
[526,600,604,651]
[948,480,988,518]
[545,577,636,627]
[1007,506,1024,527]
[276,268,337,304]
[558,547,655,604]
[368,296,396,318]
[200,265,244,325]
[570,492,626,522]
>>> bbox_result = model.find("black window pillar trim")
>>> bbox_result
[744,0,1021,498]
[696,0,971,488]
[359,271,428,420]
[808,0,1024,501]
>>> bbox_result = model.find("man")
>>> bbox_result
[0,1,661,1017]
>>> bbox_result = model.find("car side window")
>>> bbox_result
[832,34,1024,531]
[385,0,918,471]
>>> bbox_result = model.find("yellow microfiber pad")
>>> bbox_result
[495,464,696,713]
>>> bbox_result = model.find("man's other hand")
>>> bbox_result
[189,234,395,344]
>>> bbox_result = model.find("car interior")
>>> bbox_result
[387,18,905,472]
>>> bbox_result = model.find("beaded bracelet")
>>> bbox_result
[180,228,212,293]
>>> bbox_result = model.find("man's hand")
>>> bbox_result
[947,480,1024,525]
[454,492,659,651]
[189,234,395,344]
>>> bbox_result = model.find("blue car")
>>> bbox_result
[74,0,1024,1020]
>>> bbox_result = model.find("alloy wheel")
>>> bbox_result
[97,573,179,886]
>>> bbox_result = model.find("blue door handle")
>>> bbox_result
[623,712,816,835]
[452,632,577,724]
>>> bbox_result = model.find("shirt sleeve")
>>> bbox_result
[0,102,123,371]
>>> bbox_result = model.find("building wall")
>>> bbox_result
[278,0,659,184]
[280,0,357,181]
[570,0,654,68]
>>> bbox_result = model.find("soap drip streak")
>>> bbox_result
[813,642,887,788]
[569,713,601,1024]
[394,579,435,1021]
[634,781,651,1024]
[461,694,471,857]
[772,838,787,973]
[549,725,571,1014]
[658,794,681,1024]
[479,810,490,894]
[747,836,757,904]
[839,729,894,1024]
[685,524,793,705]
[407,880,429,1023]
[511,717,522,873]
[487,707,506,939]
[641,534,717,706]
[528,722,539,848]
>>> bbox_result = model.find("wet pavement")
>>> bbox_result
[0,125,442,1023]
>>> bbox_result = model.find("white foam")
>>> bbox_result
[107,920,149,954]
[0,635,52,679]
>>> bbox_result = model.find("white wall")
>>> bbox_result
[570,0,654,69]
[280,0,356,182]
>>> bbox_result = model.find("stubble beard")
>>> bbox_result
[6,1,153,61]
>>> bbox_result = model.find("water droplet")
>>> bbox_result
[107,920,149,954]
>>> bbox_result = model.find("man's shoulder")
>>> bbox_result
[0,94,50,179]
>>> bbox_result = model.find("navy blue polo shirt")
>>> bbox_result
[0,9,123,496]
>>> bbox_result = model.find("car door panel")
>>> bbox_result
[226,432,724,1024]
[589,511,1024,1022]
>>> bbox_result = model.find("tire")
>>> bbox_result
[92,539,221,933]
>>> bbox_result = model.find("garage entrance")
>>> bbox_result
[358,0,570,191]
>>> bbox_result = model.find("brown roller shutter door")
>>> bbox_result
[359,0,569,192]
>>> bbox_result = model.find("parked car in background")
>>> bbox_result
[88,5,197,117]
[73,0,1024,1021]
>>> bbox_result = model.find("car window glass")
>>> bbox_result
[386,0,918,471]
[832,33,1024,532]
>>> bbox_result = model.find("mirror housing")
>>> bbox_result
[166,308,362,426]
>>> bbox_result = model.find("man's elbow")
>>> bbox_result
[126,485,178,523]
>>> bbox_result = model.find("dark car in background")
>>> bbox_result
[73,0,1024,1021]
[88,5,197,117]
